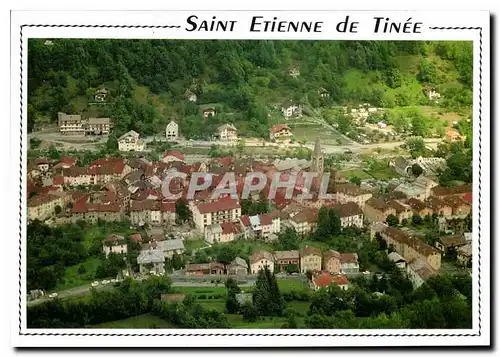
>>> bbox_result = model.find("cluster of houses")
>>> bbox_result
[27,130,472,288]
[343,103,383,125]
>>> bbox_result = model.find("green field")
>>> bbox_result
[82,222,137,249]
[170,286,228,296]
[54,257,102,292]
[277,279,309,292]
[341,169,372,181]
[226,314,289,328]
[286,301,311,315]
[92,313,175,328]
[184,239,209,251]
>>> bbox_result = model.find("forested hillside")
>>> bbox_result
[28,39,473,138]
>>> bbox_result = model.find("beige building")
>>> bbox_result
[269,124,293,141]
[102,234,128,258]
[380,226,442,271]
[191,198,241,231]
[335,184,372,209]
[364,197,397,223]
[289,208,319,236]
[130,200,162,226]
[300,245,322,273]
[137,248,165,274]
[58,112,85,135]
[274,250,300,272]
[166,121,179,141]
[387,200,413,222]
[217,124,238,141]
[333,202,364,228]
[84,117,111,135]
[250,251,275,274]
[118,130,145,152]
[323,250,342,274]
[27,193,65,221]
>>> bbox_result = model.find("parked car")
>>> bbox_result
[91,281,99,287]
[101,280,110,285]
[48,293,58,298]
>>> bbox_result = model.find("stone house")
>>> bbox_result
[250,250,275,274]
[300,246,322,273]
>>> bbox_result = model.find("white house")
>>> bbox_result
[340,253,359,274]
[165,121,179,141]
[281,102,302,119]
[137,248,165,274]
[250,251,275,274]
[102,234,128,258]
[190,198,241,231]
[217,124,238,141]
[118,130,145,152]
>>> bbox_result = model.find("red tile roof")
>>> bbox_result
[34,158,50,165]
[313,272,349,288]
[53,156,77,169]
[270,124,291,135]
[52,176,64,186]
[463,192,473,204]
[340,253,359,264]
[161,201,176,212]
[130,200,161,211]
[220,221,241,235]
[240,215,251,227]
[88,158,127,175]
[130,233,143,242]
[196,198,240,214]
[301,245,321,257]
[164,151,185,161]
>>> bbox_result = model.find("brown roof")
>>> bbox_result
[130,200,161,212]
[103,234,126,246]
[387,200,410,213]
[27,193,61,207]
[438,235,468,248]
[340,253,359,264]
[220,222,241,235]
[250,250,274,264]
[62,166,88,177]
[290,207,319,224]
[274,250,299,260]
[335,183,370,197]
[407,198,426,211]
[269,124,291,135]
[425,196,450,210]
[431,184,472,197]
[300,245,321,257]
[383,226,440,257]
[443,195,470,209]
[258,213,275,225]
[366,197,390,212]
[324,250,341,261]
[333,202,363,217]
[197,198,240,214]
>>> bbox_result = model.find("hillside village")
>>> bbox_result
[26,39,474,329]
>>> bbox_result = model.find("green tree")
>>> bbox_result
[386,214,399,227]
[411,163,423,176]
[252,266,284,316]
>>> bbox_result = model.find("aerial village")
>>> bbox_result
[27,89,473,299]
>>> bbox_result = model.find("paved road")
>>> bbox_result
[25,272,361,307]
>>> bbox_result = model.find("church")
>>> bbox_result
[311,137,324,173]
